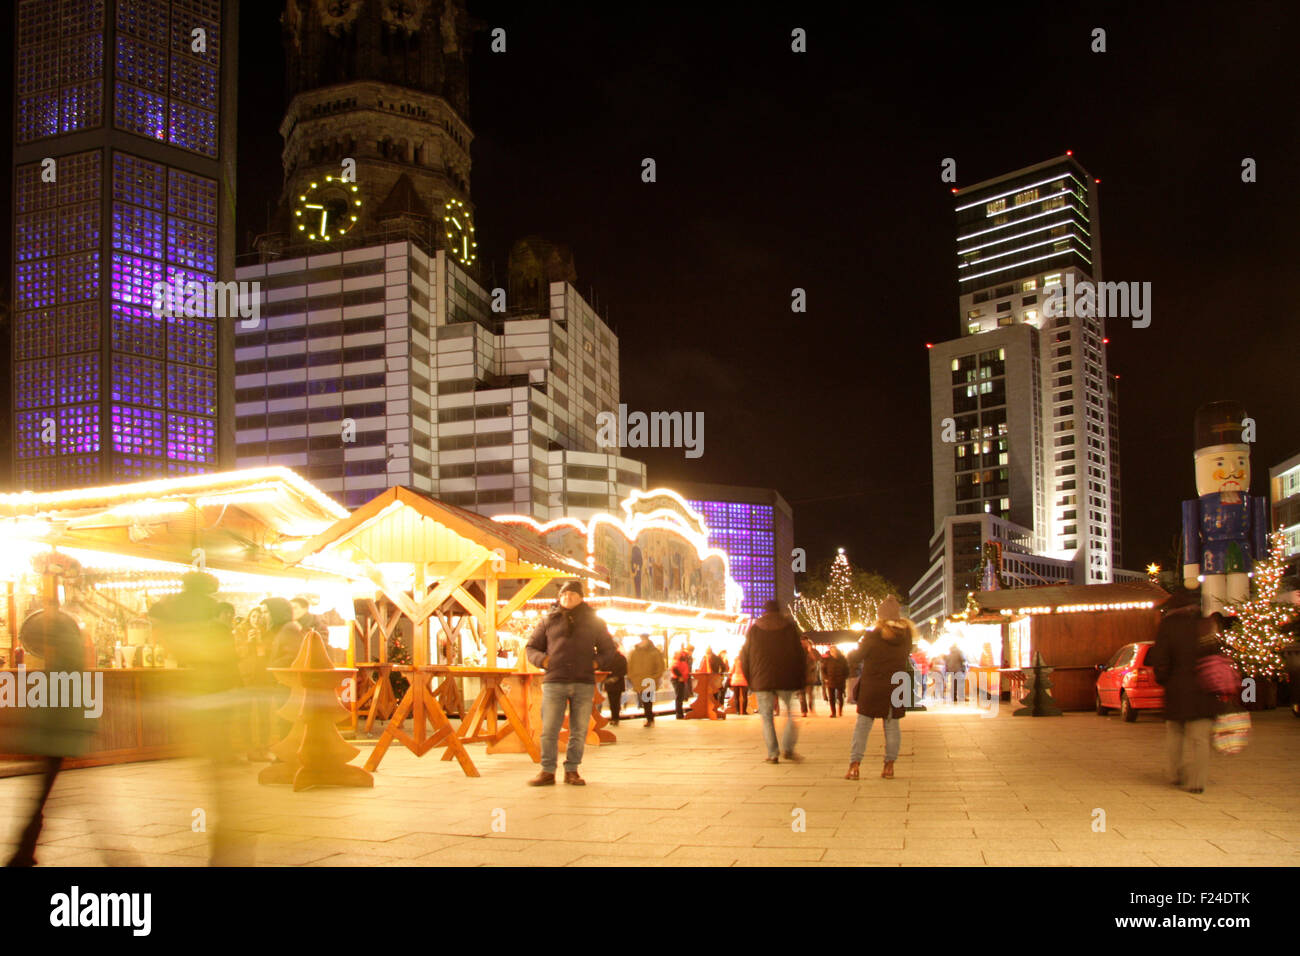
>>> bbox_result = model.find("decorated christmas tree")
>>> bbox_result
[791,549,881,631]
[1222,532,1295,680]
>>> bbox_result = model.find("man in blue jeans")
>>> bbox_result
[524,580,619,785]
[738,599,806,763]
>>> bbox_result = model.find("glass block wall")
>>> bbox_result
[16,0,106,142]
[688,500,777,617]
[114,0,220,157]
[13,150,105,487]
[12,0,229,490]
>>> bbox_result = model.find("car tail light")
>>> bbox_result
[1132,667,1156,685]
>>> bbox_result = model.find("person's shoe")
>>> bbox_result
[1186,786,1204,794]
[564,771,586,786]
[845,762,860,780]
[782,751,803,762]
[764,756,779,764]
[610,719,619,726]
[882,760,895,778]
[527,771,556,786]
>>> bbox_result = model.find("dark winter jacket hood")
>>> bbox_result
[753,611,790,630]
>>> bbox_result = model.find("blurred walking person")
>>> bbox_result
[5,595,97,867]
[627,634,665,726]
[1148,590,1221,793]
[845,596,915,780]
[739,600,806,763]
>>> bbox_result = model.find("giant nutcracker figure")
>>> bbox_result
[1181,401,1268,616]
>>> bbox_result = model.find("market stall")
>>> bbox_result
[974,582,1168,710]
[286,485,604,775]
[0,467,353,768]
[495,487,747,713]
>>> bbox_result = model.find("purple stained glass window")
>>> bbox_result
[167,364,217,416]
[167,216,216,272]
[113,152,166,209]
[167,316,216,366]
[112,305,165,358]
[112,202,165,258]
[111,404,165,456]
[15,360,57,410]
[62,302,101,353]
[58,151,102,205]
[17,93,60,142]
[117,0,168,47]
[688,500,777,616]
[110,252,165,308]
[168,169,217,224]
[15,309,58,361]
[60,202,101,254]
[15,211,57,262]
[16,411,59,458]
[59,404,102,454]
[15,261,58,310]
[58,252,100,303]
[58,353,101,405]
[111,353,164,405]
[115,82,167,141]
[116,35,168,92]
[167,413,215,463]
[170,53,217,109]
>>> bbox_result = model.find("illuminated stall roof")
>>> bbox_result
[495,486,744,613]
[0,466,349,578]
[288,486,601,582]
[976,581,1169,616]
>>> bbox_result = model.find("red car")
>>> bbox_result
[1095,642,1164,722]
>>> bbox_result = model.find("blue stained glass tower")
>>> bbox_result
[10,0,237,489]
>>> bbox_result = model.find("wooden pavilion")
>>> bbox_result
[288,486,606,775]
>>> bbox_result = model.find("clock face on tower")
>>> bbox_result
[294,175,363,241]
[443,198,477,267]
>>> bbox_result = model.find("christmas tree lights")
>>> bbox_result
[791,549,881,631]
[1222,532,1297,680]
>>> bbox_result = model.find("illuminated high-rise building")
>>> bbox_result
[10,0,238,489]
[234,2,644,513]
[911,155,1134,628]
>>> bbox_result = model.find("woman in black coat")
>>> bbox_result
[1147,590,1220,793]
[845,597,914,780]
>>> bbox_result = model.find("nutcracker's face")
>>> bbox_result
[1195,444,1250,497]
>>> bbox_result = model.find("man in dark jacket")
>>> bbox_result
[738,599,805,763]
[524,580,618,785]
[1147,590,1219,793]
[846,596,913,780]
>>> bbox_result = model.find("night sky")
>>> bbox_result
[8,1,1299,596]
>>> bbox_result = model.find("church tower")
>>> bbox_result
[266,0,478,273]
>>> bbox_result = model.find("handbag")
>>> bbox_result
[1212,710,1250,754]
[1196,653,1241,698]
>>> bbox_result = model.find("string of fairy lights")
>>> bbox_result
[790,549,881,632]
[1222,531,1297,680]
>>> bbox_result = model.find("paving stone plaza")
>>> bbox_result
[3,705,1296,868]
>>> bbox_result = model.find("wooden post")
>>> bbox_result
[484,573,498,665]
[414,562,428,667]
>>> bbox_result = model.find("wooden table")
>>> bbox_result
[442,666,540,763]
[685,671,725,720]
[363,665,477,776]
